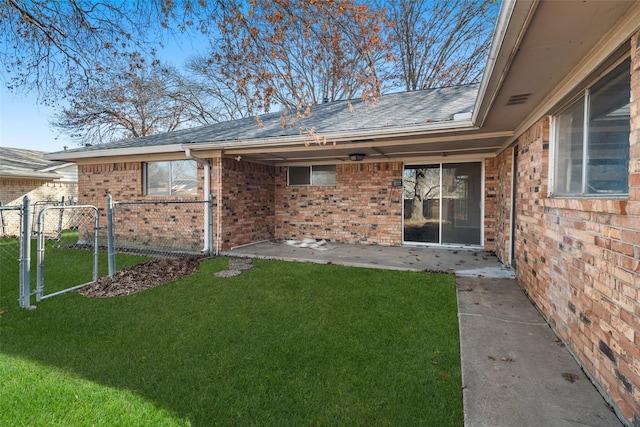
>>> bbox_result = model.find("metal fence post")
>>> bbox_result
[207,195,214,256]
[56,195,65,241]
[19,196,32,309]
[107,194,116,277]
[0,201,5,235]
[35,206,46,302]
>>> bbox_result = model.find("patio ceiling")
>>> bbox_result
[477,0,638,144]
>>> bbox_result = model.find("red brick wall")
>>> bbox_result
[78,162,207,253]
[509,34,640,423]
[493,148,514,263]
[78,158,500,252]
[216,158,276,250]
[273,162,404,245]
[1,178,78,237]
[484,158,498,253]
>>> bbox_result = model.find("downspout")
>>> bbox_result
[185,148,212,255]
[216,154,222,256]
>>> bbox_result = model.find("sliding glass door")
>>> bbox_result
[403,162,482,246]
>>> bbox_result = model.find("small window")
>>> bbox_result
[288,165,336,186]
[552,58,630,196]
[145,160,197,196]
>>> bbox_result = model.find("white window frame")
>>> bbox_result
[550,57,630,198]
[144,160,197,196]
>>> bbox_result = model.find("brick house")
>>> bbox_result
[1,147,78,207]
[48,0,640,424]
[1,147,78,236]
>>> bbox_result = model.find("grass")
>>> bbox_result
[1,240,463,426]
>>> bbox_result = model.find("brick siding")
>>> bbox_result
[78,162,206,252]
[0,178,77,206]
[78,157,500,253]
[274,162,404,246]
[493,148,514,263]
[216,158,276,251]
[0,178,78,236]
[484,158,499,253]
[504,32,640,424]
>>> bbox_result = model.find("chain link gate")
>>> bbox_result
[35,205,99,301]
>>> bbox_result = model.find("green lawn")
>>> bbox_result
[1,243,462,426]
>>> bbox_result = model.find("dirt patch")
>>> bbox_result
[78,256,202,298]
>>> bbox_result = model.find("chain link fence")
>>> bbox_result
[0,203,25,309]
[6,196,214,308]
[107,198,212,272]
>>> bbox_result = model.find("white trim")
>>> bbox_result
[548,115,557,198]
[438,166,443,244]
[45,144,186,161]
[508,146,516,266]
[581,90,591,194]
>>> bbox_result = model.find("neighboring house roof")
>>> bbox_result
[0,147,74,180]
[46,0,640,166]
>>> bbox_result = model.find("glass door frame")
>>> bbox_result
[402,160,485,248]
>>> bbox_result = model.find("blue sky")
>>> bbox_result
[0,30,206,154]
[0,88,66,152]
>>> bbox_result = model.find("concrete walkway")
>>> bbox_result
[223,240,623,426]
[457,275,621,427]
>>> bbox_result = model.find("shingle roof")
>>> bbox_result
[58,84,479,154]
[0,147,66,179]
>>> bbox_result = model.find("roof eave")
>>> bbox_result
[39,162,76,172]
[473,0,539,127]
[44,120,477,161]
[0,171,62,180]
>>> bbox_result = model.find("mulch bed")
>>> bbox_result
[78,256,202,298]
[78,256,255,298]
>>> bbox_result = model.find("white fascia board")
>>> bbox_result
[0,171,61,180]
[473,0,539,127]
[39,162,76,173]
[44,144,186,161]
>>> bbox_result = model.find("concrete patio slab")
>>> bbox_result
[223,240,514,277]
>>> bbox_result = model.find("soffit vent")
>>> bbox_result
[506,93,532,106]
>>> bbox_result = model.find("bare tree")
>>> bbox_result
[1,0,387,141]
[191,0,387,116]
[404,167,440,221]
[3,0,499,147]
[51,63,195,145]
[383,0,499,91]
[0,0,184,104]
